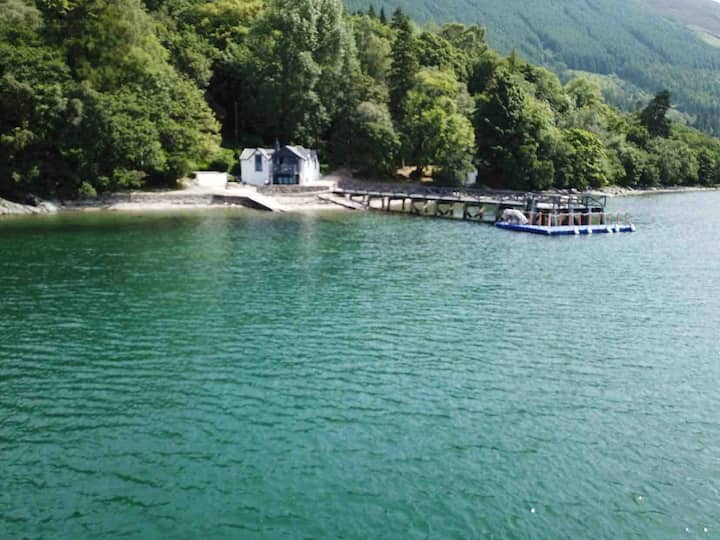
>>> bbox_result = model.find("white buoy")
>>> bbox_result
[530,507,536,514]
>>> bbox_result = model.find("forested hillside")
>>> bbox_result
[346,0,720,134]
[644,0,720,40]
[2,0,720,199]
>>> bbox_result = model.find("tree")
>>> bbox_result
[244,0,356,146]
[646,138,698,185]
[352,14,392,84]
[388,8,418,126]
[404,69,475,182]
[0,0,42,30]
[565,78,602,109]
[416,31,467,80]
[697,148,718,186]
[474,66,556,190]
[555,128,609,189]
[329,101,400,175]
[617,144,649,187]
[183,0,264,49]
[640,90,672,138]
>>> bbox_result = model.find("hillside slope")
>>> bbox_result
[347,0,720,133]
[644,0,720,40]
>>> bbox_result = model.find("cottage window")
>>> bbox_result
[255,154,263,172]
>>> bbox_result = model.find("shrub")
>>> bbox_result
[78,181,97,199]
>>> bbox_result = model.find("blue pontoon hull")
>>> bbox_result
[495,222,635,236]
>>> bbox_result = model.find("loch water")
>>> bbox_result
[1,192,719,539]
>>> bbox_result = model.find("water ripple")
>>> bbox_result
[2,196,720,538]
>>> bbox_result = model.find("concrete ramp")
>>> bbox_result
[213,188,286,212]
[318,194,365,210]
[247,190,286,212]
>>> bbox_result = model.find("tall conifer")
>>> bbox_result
[388,8,418,126]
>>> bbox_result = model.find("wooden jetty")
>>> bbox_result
[334,187,600,221]
[333,187,520,221]
[332,185,635,234]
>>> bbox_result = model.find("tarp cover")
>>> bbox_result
[502,209,529,225]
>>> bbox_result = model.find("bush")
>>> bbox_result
[112,169,147,189]
[77,181,97,199]
[206,148,236,172]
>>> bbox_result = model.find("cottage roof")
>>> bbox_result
[239,148,275,161]
[240,146,317,162]
[285,146,311,160]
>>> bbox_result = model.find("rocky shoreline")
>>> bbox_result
[0,197,59,216]
[2,183,717,217]
[594,185,718,197]
[0,183,343,217]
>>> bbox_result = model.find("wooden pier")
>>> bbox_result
[332,186,609,225]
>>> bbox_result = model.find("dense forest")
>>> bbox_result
[347,0,720,135]
[1,0,720,199]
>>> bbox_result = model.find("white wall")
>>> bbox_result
[299,156,320,184]
[240,149,320,185]
[241,153,272,186]
[195,171,228,190]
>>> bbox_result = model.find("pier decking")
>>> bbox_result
[333,187,528,221]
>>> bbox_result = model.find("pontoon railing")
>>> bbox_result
[525,211,631,227]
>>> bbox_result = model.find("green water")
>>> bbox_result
[1,193,719,539]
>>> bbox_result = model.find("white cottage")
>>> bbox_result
[239,148,274,186]
[240,145,320,186]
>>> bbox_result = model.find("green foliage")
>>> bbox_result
[3,0,720,199]
[0,0,219,197]
[555,129,609,190]
[77,181,97,198]
[185,0,264,48]
[205,147,236,172]
[475,65,557,190]
[0,0,42,30]
[351,14,392,83]
[388,8,418,125]
[403,69,475,181]
[346,0,720,135]
[641,90,672,138]
[329,101,400,175]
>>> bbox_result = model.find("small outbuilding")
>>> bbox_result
[195,171,229,190]
[240,144,320,186]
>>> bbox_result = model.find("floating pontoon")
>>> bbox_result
[495,193,635,236]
